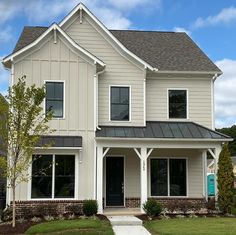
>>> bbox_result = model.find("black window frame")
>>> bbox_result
[110,86,130,121]
[168,89,187,119]
[31,154,75,199]
[45,81,64,118]
[150,158,187,197]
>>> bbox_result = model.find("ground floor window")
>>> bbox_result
[151,158,187,196]
[31,154,75,199]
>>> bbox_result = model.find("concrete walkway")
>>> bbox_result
[108,216,151,235]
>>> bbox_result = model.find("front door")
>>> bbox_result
[106,156,124,206]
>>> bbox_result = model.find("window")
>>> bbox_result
[31,155,75,199]
[168,90,187,119]
[151,158,187,196]
[110,86,130,121]
[46,82,64,118]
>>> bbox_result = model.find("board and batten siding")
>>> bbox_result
[146,75,213,128]
[12,33,97,200]
[64,13,145,126]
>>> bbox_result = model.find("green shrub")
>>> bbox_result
[217,144,234,213]
[230,195,236,215]
[82,200,98,216]
[143,199,162,218]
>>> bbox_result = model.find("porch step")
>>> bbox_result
[108,216,143,226]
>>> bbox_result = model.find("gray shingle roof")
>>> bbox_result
[11,27,220,72]
[36,136,82,147]
[96,121,231,140]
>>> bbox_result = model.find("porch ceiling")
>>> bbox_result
[96,121,231,141]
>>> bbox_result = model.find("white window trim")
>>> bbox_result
[167,88,189,120]
[44,80,66,120]
[28,153,79,200]
[149,157,189,198]
[109,85,132,123]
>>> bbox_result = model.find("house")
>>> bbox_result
[2,3,232,215]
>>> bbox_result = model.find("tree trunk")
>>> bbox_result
[12,184,16,228]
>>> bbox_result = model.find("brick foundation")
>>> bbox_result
[125,197,206,209]
[125,197,140,208]
[14,200,83,218]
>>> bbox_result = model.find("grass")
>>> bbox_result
[25,218,114,235]
[144,217,236,235]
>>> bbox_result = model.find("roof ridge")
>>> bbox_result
[109,29,184,33]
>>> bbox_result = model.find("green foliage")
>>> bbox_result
[217,144,234,213]
[231,195,236,215]
[143,199,162,218]
[82,200,98,216]
[0,76,53,227]
[217,126,236,156]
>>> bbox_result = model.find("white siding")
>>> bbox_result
[64,14,145,126]
[12,33,96,200]
[146,74,213,128]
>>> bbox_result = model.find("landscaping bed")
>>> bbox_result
[0,216,113,235]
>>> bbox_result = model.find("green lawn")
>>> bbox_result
[144,218,236,235]
[25,218,114,235]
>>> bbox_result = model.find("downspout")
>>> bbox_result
[211,73,218,130]
[95,66,106,130]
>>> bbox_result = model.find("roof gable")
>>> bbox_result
[3,23,105,68]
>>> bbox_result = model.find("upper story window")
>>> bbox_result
[45,81,64,118]
[168,89,187,119]
[110,86,130,121]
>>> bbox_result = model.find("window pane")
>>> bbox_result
[46,82,64,118]
[46,83,54,100]
[111,104,129,121]
[54,83,63,100]
[169,90,187,118]
[120,88,129,104]
[46,100,63,118]
[31,155,52,198]
[170,159,186,196]
[54,155,75,198]
[151,159,168,196]
[111,87,120,104]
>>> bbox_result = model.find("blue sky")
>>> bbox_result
[0,0,236,128]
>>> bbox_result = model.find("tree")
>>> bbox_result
[217,144,234,213]
[217,126,236,156]
[0,76,53,227]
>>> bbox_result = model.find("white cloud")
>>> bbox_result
[173,27,191,35]
[215,59,236,128]
[0,27,13,43]
[107,0,160,10]
[193,6,236,28]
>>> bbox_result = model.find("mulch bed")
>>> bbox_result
[0,221,38,235]
[0,215,110,235]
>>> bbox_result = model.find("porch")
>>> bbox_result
[96,145,222,214]
[95,121,232,214]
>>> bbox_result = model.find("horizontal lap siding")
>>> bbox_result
[65,15,144,126]
[146,76,212,128]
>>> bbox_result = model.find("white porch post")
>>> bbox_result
[96,146,103,214]
[214,146,222,201]
[140,147,148,213]
[202,150,208,201]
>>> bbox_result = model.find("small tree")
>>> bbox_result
[217,144,234,214]
[0,76,53,227]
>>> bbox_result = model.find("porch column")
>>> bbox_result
[214,146,222,201]
[202,150,208,200]
[96,146,103,214]
[140,147,148,213]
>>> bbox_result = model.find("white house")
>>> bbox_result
[2,3,232,215]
